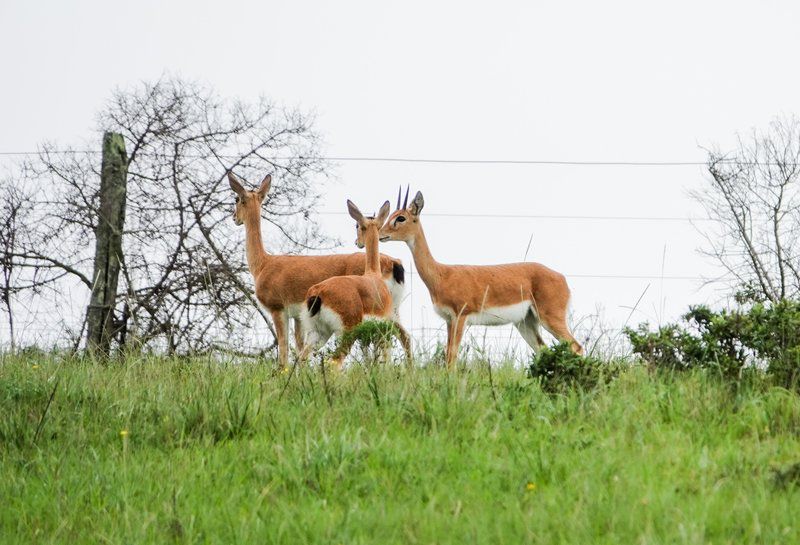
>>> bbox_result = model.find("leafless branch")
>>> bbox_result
[694,115,800,303]
[2,75,332,353]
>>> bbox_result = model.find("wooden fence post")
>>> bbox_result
[86,132,128,357]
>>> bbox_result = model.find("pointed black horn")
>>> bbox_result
[402,185,410,209]
[397,186,402,210]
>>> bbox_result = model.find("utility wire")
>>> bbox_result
[0,150,99,156]
[318,211,714,222]
[307,157,713,166]
[402,269,714,281]
[0,149,789,167]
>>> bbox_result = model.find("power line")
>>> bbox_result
[318,211,714,222]
[316,157,713,166]
[566,273,707,281]
[402,269,712,281]
[0,148,784,167]
[0,150,100,156]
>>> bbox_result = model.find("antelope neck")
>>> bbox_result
[243,208,269,276]
[363,224,381,275]
[406,222,441,287]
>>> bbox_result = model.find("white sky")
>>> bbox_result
[2,0,799,354]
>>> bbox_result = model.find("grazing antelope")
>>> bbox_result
[228,172,405,368]
[301,200,411,369]
[379,188,583,368]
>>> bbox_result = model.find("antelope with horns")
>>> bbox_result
[379,187,583,368]
[228,172,405,369]
[301,200,412,369]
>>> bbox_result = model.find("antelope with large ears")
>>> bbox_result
[379,187,582,368]
[301,200,411,369]
[227,171,406,369]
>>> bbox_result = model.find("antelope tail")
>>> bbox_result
[307,295,322,317]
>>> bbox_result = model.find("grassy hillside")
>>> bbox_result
[1,352,799,544]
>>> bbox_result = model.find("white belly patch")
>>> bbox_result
[385,278,405,315]
[468,301,532,325]
[435,301,532,326]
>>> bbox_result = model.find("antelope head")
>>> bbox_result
[379,186,425,243]
[227,172,272,226]
[351,199,391,248]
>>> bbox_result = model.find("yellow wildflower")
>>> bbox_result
[32,364,39,369]
[120,429,129,437]
[526,482,537,491]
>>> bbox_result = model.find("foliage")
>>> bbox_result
[528,341,618,392]
[332,320,403,362]
[2,352,800,543]
[625,300,800,387]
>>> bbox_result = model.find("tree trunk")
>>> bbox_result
[86,132,128,357]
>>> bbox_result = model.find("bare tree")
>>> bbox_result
[695,115,800,303]
[3,75,332,354]
[0,183,34,351]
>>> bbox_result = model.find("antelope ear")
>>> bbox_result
[256,174,272,201]
[376,200,391,225]
[227,172,246,197]
[410,191,425,216]
[347,200,365,224]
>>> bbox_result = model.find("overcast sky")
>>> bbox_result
[2,0,799,352]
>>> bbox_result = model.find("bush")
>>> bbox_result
[332,320,405,363]
[625,300,800,387]
[528,342,617,393]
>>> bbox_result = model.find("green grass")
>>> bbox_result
[1,352,799,544]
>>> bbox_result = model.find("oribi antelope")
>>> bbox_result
[379,188,582,368]
[301,200,411,368]
[228,172,405,368]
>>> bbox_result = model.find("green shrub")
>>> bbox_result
[528,342,617,393]
[625,300,800,387]
[624,323,700,371]
[333,320,405,363]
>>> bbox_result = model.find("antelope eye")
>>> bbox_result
[395,216,406,223]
